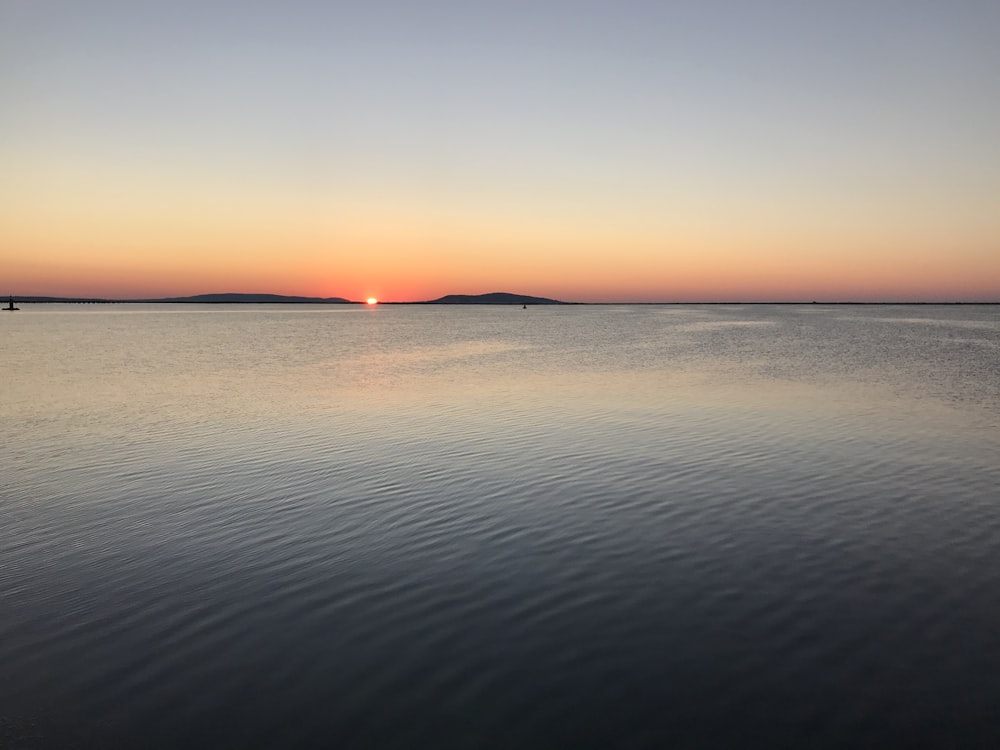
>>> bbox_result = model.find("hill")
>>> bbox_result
[153,293,352,303]
[423,292,568,305]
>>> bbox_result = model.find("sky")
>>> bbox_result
[2,0,998,302]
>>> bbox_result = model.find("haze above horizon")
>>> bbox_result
[2,1,998,303]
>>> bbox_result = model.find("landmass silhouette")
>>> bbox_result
[5,292,995,305]
[422,292,567,305]
[7,291,568,304]
[154,293,352,304]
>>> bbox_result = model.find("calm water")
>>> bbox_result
[2,304,999,748]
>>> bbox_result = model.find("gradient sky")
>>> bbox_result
[2,0,998,302]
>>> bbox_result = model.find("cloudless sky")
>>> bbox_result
[2,0,998,301]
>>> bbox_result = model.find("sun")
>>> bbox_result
[366,297,378,306]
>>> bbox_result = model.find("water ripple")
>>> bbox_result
[2,305,999,747]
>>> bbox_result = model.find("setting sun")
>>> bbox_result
[366,297,378,306]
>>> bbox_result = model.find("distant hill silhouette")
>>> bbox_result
[423,292,568,305]
[11,293,354,304]
[152,293,352,304]
[11,292,996,305]
[14,296,119,303]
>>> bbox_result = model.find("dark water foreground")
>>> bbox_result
[2,304,999,748]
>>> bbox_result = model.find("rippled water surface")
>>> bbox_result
[3,304,999,748]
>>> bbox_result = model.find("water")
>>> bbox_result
[2,304,999,748]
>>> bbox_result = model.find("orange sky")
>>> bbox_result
[4,169,996,302]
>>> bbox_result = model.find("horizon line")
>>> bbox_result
[7,294,999,306]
